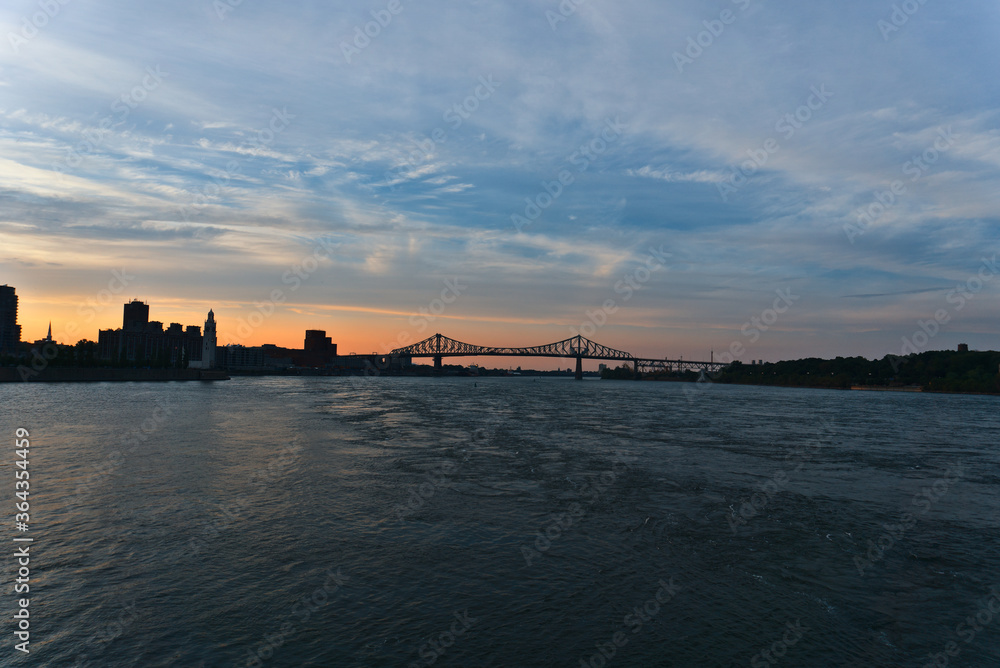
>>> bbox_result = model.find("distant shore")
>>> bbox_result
[0,368,230,383]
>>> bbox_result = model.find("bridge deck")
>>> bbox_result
[387,333,727,372]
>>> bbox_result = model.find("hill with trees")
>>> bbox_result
[602,350,1000,394]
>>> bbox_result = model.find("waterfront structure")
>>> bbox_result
[389,332,724,379]
[217,329,337,371]
[98,300,203,365]
[217,344,270,370]
[203,309,217,368]
[0,285,21,355]
[190,310,217,369]
[304,329,336,355]
[214,329,410,374]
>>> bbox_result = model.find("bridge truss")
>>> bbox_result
[389,333,727,378]
[391,333,633,361]
[633,359,726,374]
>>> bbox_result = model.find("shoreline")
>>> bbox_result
[2,369,998,396]
[0,368,230,383]
[704,379,999,397]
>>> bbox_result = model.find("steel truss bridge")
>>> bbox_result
[389,333,727,380]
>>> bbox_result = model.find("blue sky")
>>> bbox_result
[1,0,998,364]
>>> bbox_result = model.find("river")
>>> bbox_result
[1,377,998,666]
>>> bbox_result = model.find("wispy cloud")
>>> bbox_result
[1,0,997,359]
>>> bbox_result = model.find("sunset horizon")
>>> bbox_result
[3,1,997,371]
[2,2,999,665]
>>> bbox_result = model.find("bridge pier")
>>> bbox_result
[575,356,583,381]
[633,358,640,380]
[434,355,442,375]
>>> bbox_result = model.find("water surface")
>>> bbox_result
[1,377,998,666]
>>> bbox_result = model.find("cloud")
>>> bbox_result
[2,0,998,358]
[625,166,723,183]
[841,287,953,299]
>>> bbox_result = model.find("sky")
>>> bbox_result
[1,0,998,369]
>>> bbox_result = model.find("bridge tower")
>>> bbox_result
[573,334,583,380]
[433,333,442,375]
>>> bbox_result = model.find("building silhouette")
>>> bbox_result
[0,285,22,356]
[304,329,336,354]
[31,322,54,348]
[190,310,217,369]
[99,300,203,365]
[123,300,149,331]
[216,344,269,370]
[217,329,338,370]
[202,309,217,368]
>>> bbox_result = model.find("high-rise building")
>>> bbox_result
[123,300,149,331]
[99,301,202,365]
[304,329,335,353]
[0,285,22,356]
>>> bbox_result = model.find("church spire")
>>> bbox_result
[46,322,52,341]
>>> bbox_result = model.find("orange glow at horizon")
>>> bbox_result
[13,288,730,370]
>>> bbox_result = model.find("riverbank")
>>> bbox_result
[0,368,230,382]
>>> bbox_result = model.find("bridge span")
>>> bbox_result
[389,333,727,380]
